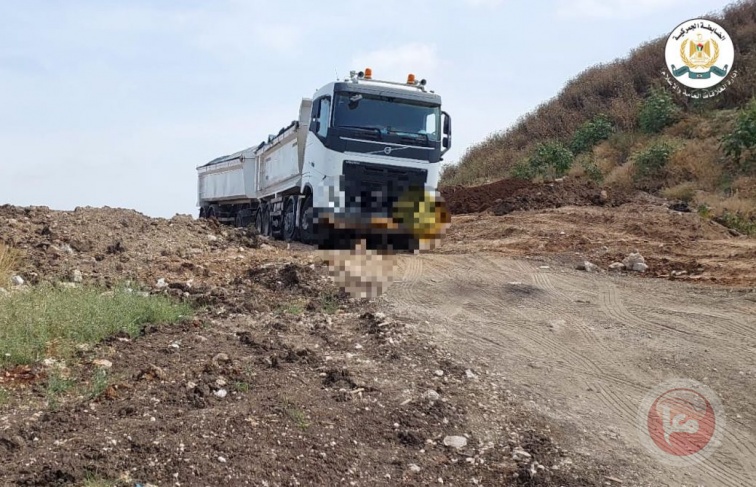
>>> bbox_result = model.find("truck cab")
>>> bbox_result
[302,69,452,250]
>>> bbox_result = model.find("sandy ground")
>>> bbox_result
[373,202,756,486]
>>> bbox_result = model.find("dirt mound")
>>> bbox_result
[440,178,634,215]
[440,178,534,214]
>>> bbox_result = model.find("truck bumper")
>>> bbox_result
[312,189,451,252]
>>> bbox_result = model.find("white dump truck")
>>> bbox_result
[196,68,452,251]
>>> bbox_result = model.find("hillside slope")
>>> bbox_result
[441,0,756,234]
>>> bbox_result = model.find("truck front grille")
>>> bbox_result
[342,160,428,217]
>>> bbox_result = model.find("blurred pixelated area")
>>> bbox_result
[314,187,450,299]
[319,243,400,300]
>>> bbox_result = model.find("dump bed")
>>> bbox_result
[196,118,306,206]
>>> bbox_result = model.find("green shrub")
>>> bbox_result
[570,115,614,154]
[715,212,756,236]
[721,97,756,173]
[526,141,574,180]
[0,284,192,366]
[510,160,535,180]
[581,156,604,182]
[638,88,680,134]
[633,140,675,186]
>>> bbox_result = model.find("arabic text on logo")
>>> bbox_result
[665,18,735,91]
[637,379,725,467]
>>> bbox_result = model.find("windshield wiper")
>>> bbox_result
[339,125,382,139]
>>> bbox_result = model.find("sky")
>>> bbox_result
[0,0,735,218]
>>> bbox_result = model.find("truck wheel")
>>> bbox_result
[299,194,315,244]
[262,203,271,236]
[255,208,263,234]
[282,197,297,242]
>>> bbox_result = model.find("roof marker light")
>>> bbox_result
[364,68,372,79]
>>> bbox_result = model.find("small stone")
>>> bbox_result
[11,275,24,286]
[465,369,478,380]
[156,278,168,288]
[72,269,83,283]
[409,464,421,473]
[354,344,363,350]
[512,447,532,462]
[622,252,646,271]
[216,378,227,387]
[632,262,648,272]
[600,190,609,203]
[423,390,441,401]
[217,456,227,463]
[608,262,625,271]
[578,261,599,273]
[212,353,230,366]
[214,389,228,398]
[207,234,218,242]
[93,359,113,369]
[442,435,468,449]
[434,369,444,377]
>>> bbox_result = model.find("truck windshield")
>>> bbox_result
[332,92,440,141]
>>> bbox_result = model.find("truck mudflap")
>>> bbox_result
[312,189,451,252]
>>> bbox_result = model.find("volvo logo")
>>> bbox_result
[383,146,392,155]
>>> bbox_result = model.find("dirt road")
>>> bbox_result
[382,251,756,487]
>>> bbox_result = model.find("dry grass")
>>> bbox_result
[604,161,636,193]
[661,182,698,202]
[732,176,756,198]
[0,243,20,286]
[696,193,756,219]
[665,138,724,191]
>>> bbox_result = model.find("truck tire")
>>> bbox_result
[255,208,263,234]
[298,194,315,244]
[262,203,271,236]
[282,196,297,242]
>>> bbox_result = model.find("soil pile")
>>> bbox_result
[440,178,634,215]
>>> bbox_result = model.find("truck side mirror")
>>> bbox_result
[442,111,451,135]
[442,137,450,149]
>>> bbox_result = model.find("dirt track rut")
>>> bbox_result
[381,252,756,487]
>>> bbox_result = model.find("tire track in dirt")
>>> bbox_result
[598,283,756,365]
[383,252,756,487]
[414,255,649,420]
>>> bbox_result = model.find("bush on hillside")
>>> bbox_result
[570,115,614,154]
[721,97,756,173]
[633,140,675,189]
[510,160,535,181]
[638,88,681,134]
[526,141,574,180]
